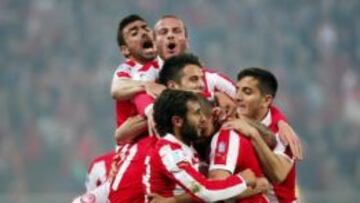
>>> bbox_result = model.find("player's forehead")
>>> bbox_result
[236,76,259,89]
[155,17,184,30]
[182,65,203,76]
[123,20,148,33]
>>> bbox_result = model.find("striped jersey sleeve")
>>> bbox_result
[157,143,247,202]
[209,130,240,174]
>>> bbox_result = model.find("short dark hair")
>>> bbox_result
[117,14,146,47]
[153,89,199,137]
[158,53,202,85]
[237,67,278,97]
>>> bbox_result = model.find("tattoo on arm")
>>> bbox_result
[247,120,276,148]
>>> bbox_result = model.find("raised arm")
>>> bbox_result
[111,76,146,101]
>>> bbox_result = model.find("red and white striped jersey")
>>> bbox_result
[202,68,237,101]
[108,136,157,203]
[262,106,297,203]
[144,133,248,203]
[113,59,160,127]
[209,129,269,203]
[85,151,116,192]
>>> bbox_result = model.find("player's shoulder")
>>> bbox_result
[88,150,116,172]
[115,60,137,72]
[91,151,116,163]
[155,139,191,172]
[156,138,181,152]
[270,105,287,122]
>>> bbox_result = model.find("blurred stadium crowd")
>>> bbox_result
[0,0,359,202]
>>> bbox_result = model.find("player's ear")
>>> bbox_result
[263,94,273,109]
[167,80,178,89]
[171,116,183,128]
[120,45,130,58]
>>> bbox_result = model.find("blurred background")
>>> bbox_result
[0,0,359,202]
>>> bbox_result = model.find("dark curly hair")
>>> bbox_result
[153,89,199,137]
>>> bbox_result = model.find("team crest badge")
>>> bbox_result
[218,141,226,153]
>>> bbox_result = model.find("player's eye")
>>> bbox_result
[190,76,199,82]
[173,27,182,34]
[243,88,252,95]
[131,31,138,36]
[158,29,167,35]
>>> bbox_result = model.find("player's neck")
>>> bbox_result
[255,107,269,122]
[173,128,190,146]
[128,56,153,65]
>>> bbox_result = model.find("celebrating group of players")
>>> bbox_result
[72,14,303,203]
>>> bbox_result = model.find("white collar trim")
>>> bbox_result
[260,109,272,127]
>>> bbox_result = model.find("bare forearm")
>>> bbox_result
[235,187,260,199]
[114,120,147,142]
[247,120,276,148]
[237,176,270,198]
[111,78,145,101]
[250,133,290,183]
[173,193,194,203]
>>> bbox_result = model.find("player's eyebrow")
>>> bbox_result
[126,26,138,34]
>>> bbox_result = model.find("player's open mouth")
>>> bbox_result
[142,40,154,49]
[167,42,176,51]
[141,40,156,57]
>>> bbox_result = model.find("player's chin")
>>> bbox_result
[142,49,157,59]
[164,50,180,59]
[196,129,204,138]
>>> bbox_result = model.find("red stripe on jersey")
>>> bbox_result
[116,71,131,78]
[213,130,231,165]
[138,60,159,72]
[125,60,136,67]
